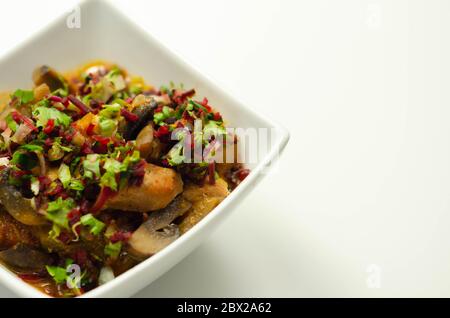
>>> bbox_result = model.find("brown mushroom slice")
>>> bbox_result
[0,243,52,271]
[32,65,68,93]
[105,163,183,212]
[179,178,230,234]
[128,196,192,257]
[129,224,179,258]
[0,170,46,226]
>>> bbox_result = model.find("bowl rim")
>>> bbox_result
[0,0,290,298]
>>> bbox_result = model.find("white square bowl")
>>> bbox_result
[0,0,289,297]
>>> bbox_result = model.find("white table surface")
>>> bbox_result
[1,0,450,297]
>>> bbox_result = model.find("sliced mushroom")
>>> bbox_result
[0,169,46,225]
[0,243,52,271]
[130,224,179,258]
[32,65,68,93]
[123,98,157,140]
[128,196,192,257]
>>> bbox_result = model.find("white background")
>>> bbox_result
[0,0,450,297]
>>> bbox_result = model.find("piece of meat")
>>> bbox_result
[179,178,229,233]
[105,163,183,212]
[0,208,38,249]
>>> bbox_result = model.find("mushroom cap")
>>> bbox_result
[128,196,192,257]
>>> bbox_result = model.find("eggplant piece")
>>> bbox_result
[32,65,68,93]
[0,169,46,226]
[0,208,39,249]
[128,196,192,257]
[32,225,107,261]
[0,243,52,271]
[123,99,158,140]
[105,163,183,212]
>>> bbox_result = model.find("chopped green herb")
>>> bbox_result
[98,117,117,137]
[105,68,126,91]
[69,156,81,174]
[80,214,105,235]
[33,106,71,128]
[12,89,34,105]
[122,150,141,168]
[5,114,17,132]
[104,241,122,258]
[19,144,43,152]
[48,137,72,161]
[48,223,61,241]
[167,143,185,166]
[46,259,79,289]
[189,100,208,112]
[203,120,227,139]
[130,85,142,95]
[58,163,71,188]
[162,106,172,117]
[46,197,75,229]
[68,179,84,192]
[46,265,67,284]
[153,112,165,125]
[153,106,175,125]
[100,158,127,191]
[83,154,100,179]
[99,103,121,118]
[52,87,68,97]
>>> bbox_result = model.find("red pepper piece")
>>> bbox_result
[68,95,92,115]
[49,95,63,103]
[154,125,170,138]
[120,108,139,122]
[43,118,55,134]
[90,187,116,214]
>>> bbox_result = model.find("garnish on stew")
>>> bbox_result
[0,61,248,297]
